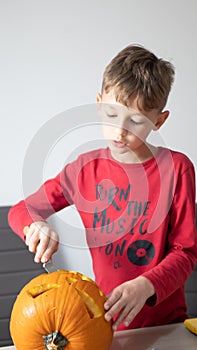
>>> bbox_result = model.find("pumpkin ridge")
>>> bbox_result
[59,284,93,337]
[52,276,68,332]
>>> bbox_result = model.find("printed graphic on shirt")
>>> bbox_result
[127,240,155,266]
[77,158,158,267]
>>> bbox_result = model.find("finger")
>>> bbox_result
[123,304,142,328]
[34,229,59,263]
[104,296,125,322]
[24,223,42,249]
[24,225,34,246]
[104,289,122,310]
[40,239,59,263]
[112,305,132,330]
[34,234,51,263]
[28,233,41,254]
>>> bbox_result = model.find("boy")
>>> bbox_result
[8,44,197,331]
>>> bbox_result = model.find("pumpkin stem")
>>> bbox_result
[43,331,68,350]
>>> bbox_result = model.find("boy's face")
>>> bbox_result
[96,89,169,163]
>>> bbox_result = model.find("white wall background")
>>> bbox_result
[1,0,196,278]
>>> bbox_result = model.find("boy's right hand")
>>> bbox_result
[24,221,59,263]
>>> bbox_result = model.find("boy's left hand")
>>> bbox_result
[104,276,155,330]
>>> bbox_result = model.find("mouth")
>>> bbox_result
[112,140,127,148]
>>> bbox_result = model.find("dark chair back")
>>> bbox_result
[0,207,44,346]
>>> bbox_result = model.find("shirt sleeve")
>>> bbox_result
[8,162,76,240]
[143,160,197,305]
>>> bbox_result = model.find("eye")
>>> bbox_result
[130,119,144,125]
[106,114,117,118]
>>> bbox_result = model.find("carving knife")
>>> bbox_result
[23,226,58,273]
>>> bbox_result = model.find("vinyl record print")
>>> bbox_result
[127,240,155,266]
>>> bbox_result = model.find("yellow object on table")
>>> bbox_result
[184,318,197,335]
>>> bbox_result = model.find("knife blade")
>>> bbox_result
[23,225,58,273]
[43,260,58,273]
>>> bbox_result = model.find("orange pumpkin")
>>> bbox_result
[10,270,113,350]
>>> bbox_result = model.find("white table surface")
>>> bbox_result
[110,322,197,350]
[1,323,196,350]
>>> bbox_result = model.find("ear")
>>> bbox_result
[96,93,102,103]
[153,110,169,130]
[96,93,102,114]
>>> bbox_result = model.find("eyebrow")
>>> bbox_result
[103,103,146,118]
[104,104,118,111]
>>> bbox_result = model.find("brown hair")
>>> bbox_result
[101,44,175,111]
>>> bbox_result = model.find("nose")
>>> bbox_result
[116,127,128,141]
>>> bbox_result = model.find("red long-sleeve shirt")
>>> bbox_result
[8,147,197,330]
